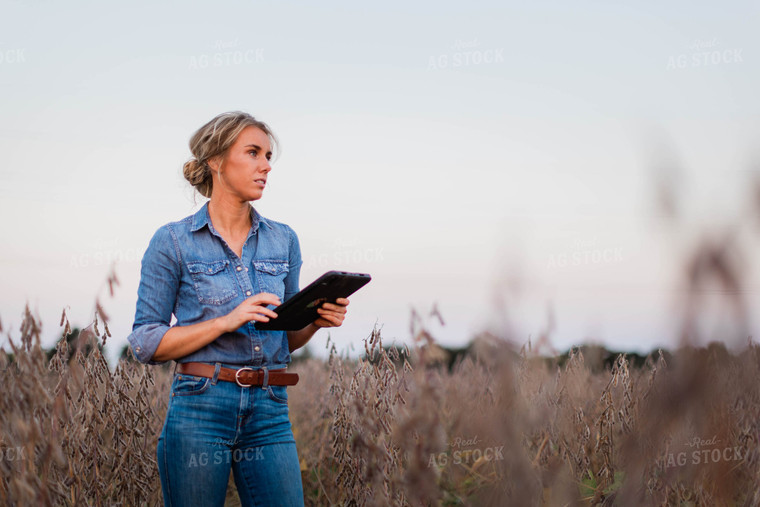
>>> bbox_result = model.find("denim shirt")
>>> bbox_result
[126,201,302,368]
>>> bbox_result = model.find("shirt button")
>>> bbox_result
[254,346,260,352]
[136,346,141,352]
[246,290,252,296]
[236,266,242,271]
[208,268,212,272]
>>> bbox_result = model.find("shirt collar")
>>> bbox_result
[190,201,268,234]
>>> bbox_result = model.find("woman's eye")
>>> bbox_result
[248,150,258,158]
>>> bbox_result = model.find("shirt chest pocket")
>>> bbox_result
[252,260,289,300]
[186,260,238,305]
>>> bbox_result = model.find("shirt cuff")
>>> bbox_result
[127,323,170,365]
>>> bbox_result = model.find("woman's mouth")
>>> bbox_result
[254,179,266,187]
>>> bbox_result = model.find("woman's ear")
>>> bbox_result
[207,155,220,173]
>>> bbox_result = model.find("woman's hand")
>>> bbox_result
[313,297,349,328]
[286,297,350,352]
[219,293,281,333]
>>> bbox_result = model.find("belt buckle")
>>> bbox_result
[235,367,255,387]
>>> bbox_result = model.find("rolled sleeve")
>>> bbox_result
[128,323,171,364]
[283,225,303,302]
[127,226,180,364]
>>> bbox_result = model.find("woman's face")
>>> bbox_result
[210,126,272,202]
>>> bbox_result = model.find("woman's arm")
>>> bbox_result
[152,317,228,363]
[287,323,320,353]
[128,227,180,364]
[152,292,282,362]
[157,293,349,360]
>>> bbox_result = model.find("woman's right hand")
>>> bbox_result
[219,293,281,333]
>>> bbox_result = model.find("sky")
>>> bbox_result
[1,0,759,365]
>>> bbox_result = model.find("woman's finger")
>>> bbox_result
[323,312,344,324]
[249,293,281,307]
[331,298,349,308]
[320,303,347,313]
[316,312,344,327]
[251,307,278,319]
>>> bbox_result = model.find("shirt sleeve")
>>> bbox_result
[126,225,180,364]
[283,225,303,302]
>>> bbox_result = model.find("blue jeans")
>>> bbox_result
[157,365,304,506]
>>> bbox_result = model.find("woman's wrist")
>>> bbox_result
[214,315,230,335]
[287,322,320,352]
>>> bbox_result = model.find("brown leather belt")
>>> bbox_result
[177,362,299,387]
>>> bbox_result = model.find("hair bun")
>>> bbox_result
[182,159,213,198]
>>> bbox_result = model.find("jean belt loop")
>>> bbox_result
[261,366,269,390]
[212,363,221,385]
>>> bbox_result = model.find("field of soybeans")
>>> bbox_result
[2,295,760,505]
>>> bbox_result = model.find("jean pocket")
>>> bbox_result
[252,260,289,300]
[265,385,288,405]
[187,259,238,305]
[172,374,211,396]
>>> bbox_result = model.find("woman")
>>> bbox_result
[127,111,348,506]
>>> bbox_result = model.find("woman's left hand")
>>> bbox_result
[314,298,349,328]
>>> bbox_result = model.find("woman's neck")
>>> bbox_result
[208,197,252,237]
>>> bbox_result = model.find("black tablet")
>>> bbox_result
[255,270,371,331]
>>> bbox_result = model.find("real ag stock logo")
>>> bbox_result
[659,434,746,470]
[188,38,264,70]
[428,435,505,468]
[545,236,624,271]
[666,37,743,70]
[427,39,504,70]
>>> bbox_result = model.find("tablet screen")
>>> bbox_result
[255,270,371,331]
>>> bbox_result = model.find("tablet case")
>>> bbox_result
[255,270,371,331]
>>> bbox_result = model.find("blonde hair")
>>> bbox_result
[182,111,279,199]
